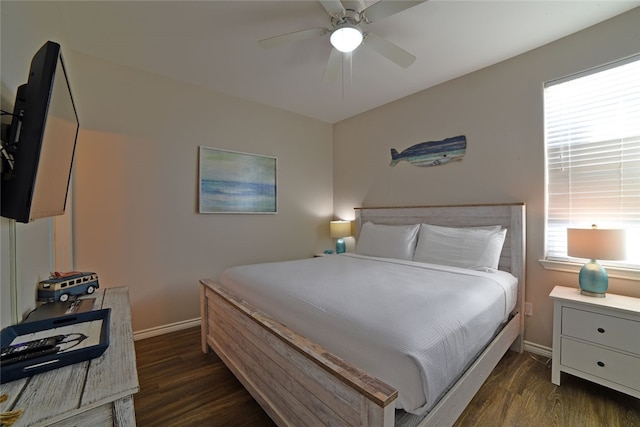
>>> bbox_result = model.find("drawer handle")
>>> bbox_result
[597,361,605,367]
[597,327,605,333]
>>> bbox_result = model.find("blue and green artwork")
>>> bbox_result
[390,135,466,167]
[199,147,277,214]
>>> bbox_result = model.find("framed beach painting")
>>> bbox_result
[199,147,277,214]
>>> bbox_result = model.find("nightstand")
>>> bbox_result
[550,285,640,398]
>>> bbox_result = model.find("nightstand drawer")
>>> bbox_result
[561,337,640,392]
[562,307,640,355]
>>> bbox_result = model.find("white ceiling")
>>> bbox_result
[56,1,639,124]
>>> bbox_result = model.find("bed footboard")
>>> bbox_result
[200,279,398,427]
[200,203,526,426]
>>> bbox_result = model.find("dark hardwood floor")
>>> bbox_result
[134,327,275,427]
[134,327,639,426]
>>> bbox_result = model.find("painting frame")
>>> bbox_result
[199,146,277,214]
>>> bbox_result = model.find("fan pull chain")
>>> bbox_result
[341,52,353,99]
[348,52,353,97]
[341,53,345,98]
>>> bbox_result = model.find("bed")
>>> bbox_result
[200,203,526,426]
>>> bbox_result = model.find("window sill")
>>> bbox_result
[539,259,640,281]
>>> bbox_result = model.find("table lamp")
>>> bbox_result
[567,226,625,297]
[330,220,351,254]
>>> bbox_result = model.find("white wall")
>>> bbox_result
[70,53,333,332]
[0,219,16,328]
[1,2,334,333]
[333,8,640,348]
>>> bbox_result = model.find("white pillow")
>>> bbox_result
[356,222,420,260]
[413,224,507,269]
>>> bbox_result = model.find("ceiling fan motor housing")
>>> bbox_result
[331,8,362,28]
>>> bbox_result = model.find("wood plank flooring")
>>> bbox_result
[134,327,639,426]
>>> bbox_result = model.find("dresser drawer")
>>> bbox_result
[562,307,640,355]
[561,337,640,392]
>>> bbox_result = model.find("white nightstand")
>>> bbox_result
[550,285,640,398]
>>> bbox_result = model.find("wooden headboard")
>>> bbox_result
[355,203,526,323]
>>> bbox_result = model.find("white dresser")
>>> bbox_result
[0,287,139,426]
[550,285,640,398]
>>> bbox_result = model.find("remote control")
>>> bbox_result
[1,335,65,361]
[0,345,60,367]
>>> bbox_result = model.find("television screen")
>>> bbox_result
[1,41,79,223]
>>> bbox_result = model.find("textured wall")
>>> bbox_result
[333,9,640,348]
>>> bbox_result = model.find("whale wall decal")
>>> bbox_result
[390,135,466,167]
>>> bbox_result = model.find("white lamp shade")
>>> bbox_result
[567,228,626,260]
[330,25,363,53]
[330,220,351,238]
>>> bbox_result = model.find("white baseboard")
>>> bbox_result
[523,340,552,359]
[133,317,201,341]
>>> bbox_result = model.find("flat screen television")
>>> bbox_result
[1,41,79,223]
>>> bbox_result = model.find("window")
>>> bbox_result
[544,55,640,270]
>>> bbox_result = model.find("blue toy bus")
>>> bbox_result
[37,272,99,302]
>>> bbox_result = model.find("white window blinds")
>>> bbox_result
[544,56,640,268]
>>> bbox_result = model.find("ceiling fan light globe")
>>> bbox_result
[330,26,363,53]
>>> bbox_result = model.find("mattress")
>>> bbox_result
[219,253,518,414]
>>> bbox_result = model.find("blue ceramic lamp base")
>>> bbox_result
[335,238,346,254]
[578,259,608,298]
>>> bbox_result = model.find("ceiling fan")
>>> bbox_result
[257,0,427,81]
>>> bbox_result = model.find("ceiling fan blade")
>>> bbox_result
[319,0,346,18]
[362,32,416,68]
[258,27,329,49]
[323,47,342,81]
[362,0,427,23]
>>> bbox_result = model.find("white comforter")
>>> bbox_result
[219,254,517,414]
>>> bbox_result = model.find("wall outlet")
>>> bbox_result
[525,302,533,317]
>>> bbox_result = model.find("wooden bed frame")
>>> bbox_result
[200,203,526,427]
